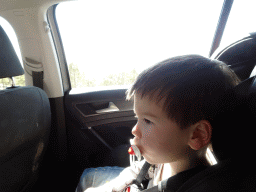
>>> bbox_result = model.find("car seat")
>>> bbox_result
[175,75,256,192]
[212,32,256,81]
[172,35,256,191]
[0,25,51,192]
[141,75,256,192]
[171,35,256,192]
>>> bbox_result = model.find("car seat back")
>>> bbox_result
[177,31,256,190]
[141,39,256,191]
[176,76,256,191]
[212,33,256,81]
[0,25,51,192]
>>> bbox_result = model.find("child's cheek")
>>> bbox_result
[141,124,154,147]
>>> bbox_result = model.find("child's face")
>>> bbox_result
[132,93,192,164]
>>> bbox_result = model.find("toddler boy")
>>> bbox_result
[76,55,240,192]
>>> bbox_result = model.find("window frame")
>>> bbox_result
[49,0,231,94]
[209,0,234,57]
[47,4,72,95]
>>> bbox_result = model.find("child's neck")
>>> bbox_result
[161,155,210,181]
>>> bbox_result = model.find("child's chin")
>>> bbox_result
[142,155,153,164]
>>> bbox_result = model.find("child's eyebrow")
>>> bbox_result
[143,112,158,119]
[134,111,158,119]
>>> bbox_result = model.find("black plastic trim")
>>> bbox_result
[209,0,234,57]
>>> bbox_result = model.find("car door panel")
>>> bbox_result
[64,89,136,182]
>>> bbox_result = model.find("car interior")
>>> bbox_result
[0,0,256,191]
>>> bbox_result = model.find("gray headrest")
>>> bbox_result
[0,25,24,78]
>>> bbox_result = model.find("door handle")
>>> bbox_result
[95,102,119,113]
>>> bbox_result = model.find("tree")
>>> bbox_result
[68,62,80,88]
[0,75,25,90]
[0,78,11,89]
[100,69,138,86]
[125,68,138,85]
[68,62,97,88]
[82,78,96,87]
[14,75,25,86]
[68,62,138,88]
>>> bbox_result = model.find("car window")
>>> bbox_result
[219,0,256,49]
[56,0,224,92]
[0,17,24,90]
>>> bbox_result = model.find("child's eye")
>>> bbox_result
[144,118,152,124]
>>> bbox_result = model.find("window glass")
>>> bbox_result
[0,17,24,90]
[56,0,223,92]
[219,0,256,50]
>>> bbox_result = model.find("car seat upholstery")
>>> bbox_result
[168,53,256,191]
[149,43,256,191]
[141,76,256,192]
[0,25,51,192]
[212,33,256,81]
[173,76,256,192]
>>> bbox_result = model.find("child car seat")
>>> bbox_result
[212,32,256,81]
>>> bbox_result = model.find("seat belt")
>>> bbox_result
[127,146,172,192]
[131,161,152,190]
[24,57,44,89]
[141,164,209,192]
[141,179,173,192]
[32,71,44,89]
[129,161,172,192]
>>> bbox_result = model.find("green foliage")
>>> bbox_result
[14,75,25,86]
[0,62,138,90]
[68,62,97,88]
[100,69,138,86]
[68,62,138,88]
[0,75,25,90]
[0,78,11,89]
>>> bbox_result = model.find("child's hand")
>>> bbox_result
[84,163,144,192]
[111,166,139,191]
[84,161,146,192]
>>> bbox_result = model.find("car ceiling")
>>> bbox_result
[0,0,75,11]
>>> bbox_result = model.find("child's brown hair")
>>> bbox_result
[127,55,240,129]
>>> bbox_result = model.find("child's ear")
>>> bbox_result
[188,120,212,150]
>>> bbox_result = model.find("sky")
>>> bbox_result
[55,0,224,81]
[1,0,256,85]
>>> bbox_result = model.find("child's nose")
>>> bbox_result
[131,123,141,137]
